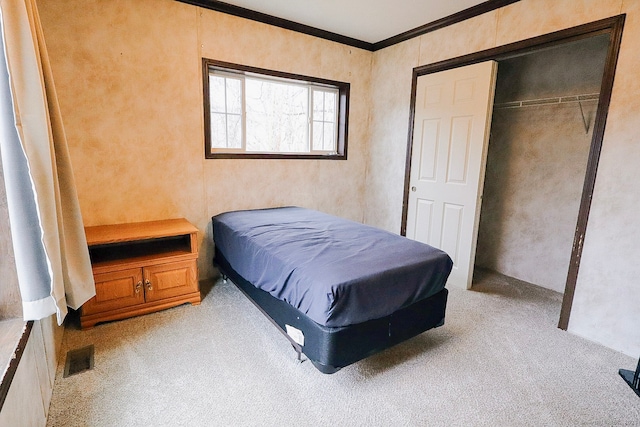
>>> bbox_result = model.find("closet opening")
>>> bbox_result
[475,34,610,301]
[401,15,625,330]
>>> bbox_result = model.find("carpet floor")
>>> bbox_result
[47,269,640,426]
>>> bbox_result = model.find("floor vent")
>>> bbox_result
[63,345,94,378]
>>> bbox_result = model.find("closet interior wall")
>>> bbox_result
[475,34,609,293]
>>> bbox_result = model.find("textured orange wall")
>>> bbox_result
[366,0,638,357]
[36,0,372,279]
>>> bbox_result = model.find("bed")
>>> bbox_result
[212,207,453,373]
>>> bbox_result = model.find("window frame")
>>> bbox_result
[202,58,349,160]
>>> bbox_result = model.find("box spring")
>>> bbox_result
[215,249,448,374]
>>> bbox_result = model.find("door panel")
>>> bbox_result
[144,260,198,302]
[447,116,473,183]
[414,199,434,244]
[441,203,464,265]
[418,119,439,181]
[406,61,497,289]
[82,268,144,315]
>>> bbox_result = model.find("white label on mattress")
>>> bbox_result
[285,325,305,346]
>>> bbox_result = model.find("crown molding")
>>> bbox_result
[177,0,522,52]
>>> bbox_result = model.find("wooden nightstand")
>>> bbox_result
[80,218,201,329]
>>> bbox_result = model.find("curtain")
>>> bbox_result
[0,0,94,324]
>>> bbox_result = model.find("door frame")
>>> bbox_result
[400,15,626,330]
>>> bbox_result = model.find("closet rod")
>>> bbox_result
[494,93,599,110]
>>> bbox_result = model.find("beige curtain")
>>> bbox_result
[0,0,94,324]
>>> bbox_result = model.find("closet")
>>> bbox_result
[474,34,610,294]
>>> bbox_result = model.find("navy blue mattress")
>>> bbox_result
[212,207,453,328]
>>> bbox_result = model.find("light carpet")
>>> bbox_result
[47,269,640,426]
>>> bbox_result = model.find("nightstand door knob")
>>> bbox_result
[135,281,143,294]
[145,279,153,291]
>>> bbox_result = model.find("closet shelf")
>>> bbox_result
[494,93,599,109]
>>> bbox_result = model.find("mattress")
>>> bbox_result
[212,207,452,328]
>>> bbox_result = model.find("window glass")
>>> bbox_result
[245,79,309,153]
[203,59,348,159]
[312,90,337,151]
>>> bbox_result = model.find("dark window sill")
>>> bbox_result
[0,319,32,413]
[206,152,347,160]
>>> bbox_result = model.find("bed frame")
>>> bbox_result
[214,249,448,374]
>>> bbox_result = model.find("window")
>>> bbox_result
[203,59,349,159]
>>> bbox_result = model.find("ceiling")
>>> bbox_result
[213,0,489,44]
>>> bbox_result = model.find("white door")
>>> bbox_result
[406,61,497,289]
